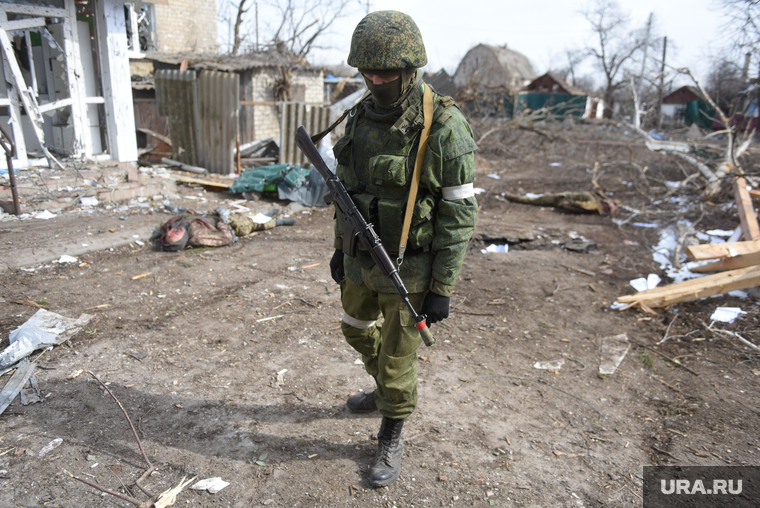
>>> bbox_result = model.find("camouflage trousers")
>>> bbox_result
[340,276,425,420]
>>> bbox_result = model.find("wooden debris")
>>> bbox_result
[617,265,760,309]
[685,239,760,261]
[734,177,760,240]
[168,173,233,189]
[691,251,760,273]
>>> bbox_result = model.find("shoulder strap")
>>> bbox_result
[397,83,433,264]
[310,90,372,145]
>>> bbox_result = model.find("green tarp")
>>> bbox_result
[515,93,587,118]
[230,164,310,193]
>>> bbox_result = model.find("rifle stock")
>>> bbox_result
[295,126,435,347]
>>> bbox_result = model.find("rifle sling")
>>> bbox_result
[397,83,433,264]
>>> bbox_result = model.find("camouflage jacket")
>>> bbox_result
[332,78,478,297]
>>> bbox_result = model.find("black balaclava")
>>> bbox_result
[361,68,417,108]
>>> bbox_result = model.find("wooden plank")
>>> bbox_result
[617,265,760,308]
[168,174,233,189]
[734,177,760,240]
[685,239,760,261]
[691,251,760,273]
[0,17,45,30]
[618,265,758,301]
[750,189,760,199]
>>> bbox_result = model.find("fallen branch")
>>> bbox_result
[702,321,759,350]
[65,371,197,507]
[627,338,699,376]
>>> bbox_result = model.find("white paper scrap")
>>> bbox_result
[630,274,660,292]
[486,173,501,179]
[481,244,508,254]
[710,307,746,323]
[33,210,56,220]
[191,477,230,494]
[534,359,565,370]
[705,229,734,237]
[58,255,77,264]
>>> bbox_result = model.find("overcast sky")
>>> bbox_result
[305,0,728,81]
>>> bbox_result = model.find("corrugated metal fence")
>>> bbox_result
[156,69,239,174]
[279,102,331,166]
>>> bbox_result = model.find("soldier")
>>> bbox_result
[329,11,478,487]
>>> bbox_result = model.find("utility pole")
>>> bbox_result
[657,36,667,130]
[636,12,653,127]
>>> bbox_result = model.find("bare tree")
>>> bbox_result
[220,0,361,59]
[230,0,254,56]
[705,58,748,113]
[721,0,760,73]
[582,0,648,117]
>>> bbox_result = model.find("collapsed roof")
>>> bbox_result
[453,43,536,91]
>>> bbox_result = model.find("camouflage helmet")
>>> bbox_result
[347,11,427,72]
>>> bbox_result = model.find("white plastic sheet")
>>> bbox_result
[0,309,94,371]
[710,307,746,323]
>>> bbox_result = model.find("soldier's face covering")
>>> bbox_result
[362,73,402,107]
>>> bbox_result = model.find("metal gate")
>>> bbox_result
[279,102,331,166]
[156,69,239,174]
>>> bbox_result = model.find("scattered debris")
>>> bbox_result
[502,191,614,214]
[599,334,630,375]
[38,438,63,458]
[534,359,565,371]
[630,274,661,292]
[191,477,230,494]
[0,359,37,416]
[481,244,508,254]
[0,309,94,374]
[154,476,197,508]
[710,307,746,323]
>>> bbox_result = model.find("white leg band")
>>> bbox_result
[342,312,376,329]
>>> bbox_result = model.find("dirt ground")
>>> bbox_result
[0,121,758,508]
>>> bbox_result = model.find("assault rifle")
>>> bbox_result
[295,125,435,347]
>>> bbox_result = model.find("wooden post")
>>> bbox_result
[734,177,760,240]
[94,0,138,162]
[62,0,91,158]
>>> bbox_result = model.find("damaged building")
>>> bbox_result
[0,0,218,171]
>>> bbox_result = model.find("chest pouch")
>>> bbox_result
[368,154,409,188]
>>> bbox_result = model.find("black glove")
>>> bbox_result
[329,249,345,283]
[421,291,450,325]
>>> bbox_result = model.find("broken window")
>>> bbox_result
[124,2,156,54]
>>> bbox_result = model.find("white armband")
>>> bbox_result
[442,182,474,201]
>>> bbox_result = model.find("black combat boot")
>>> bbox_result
[369,417,404,487]
[346,390,377,413]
